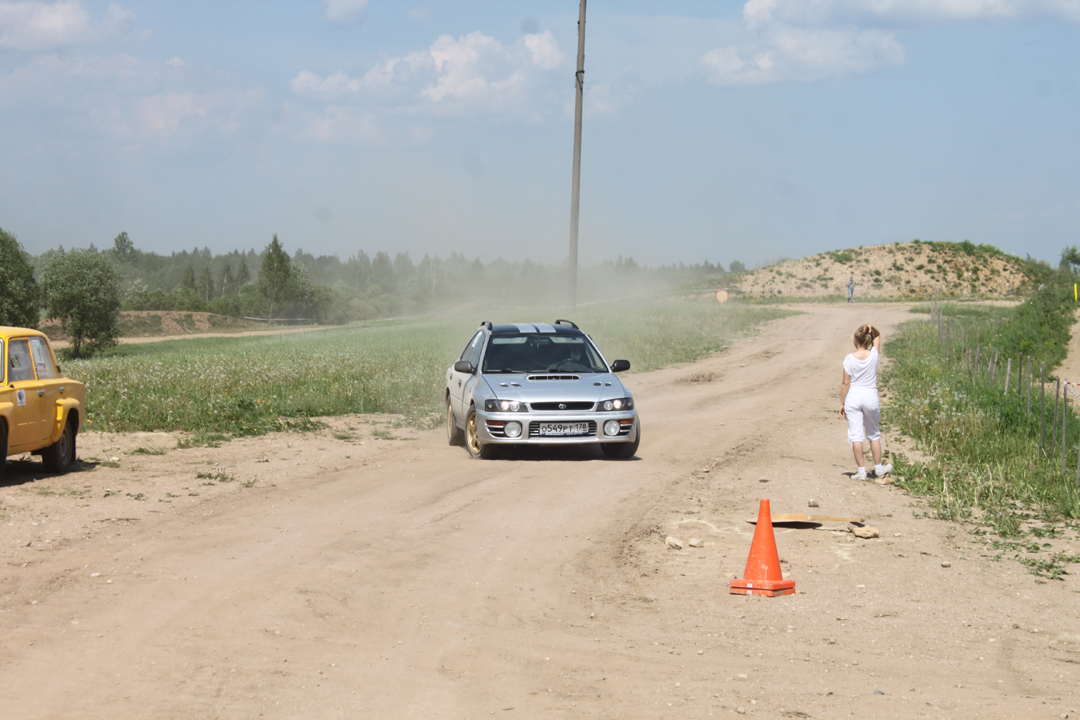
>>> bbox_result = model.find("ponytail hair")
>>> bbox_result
[854,324,878,349]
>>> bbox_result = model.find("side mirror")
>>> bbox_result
[454,360,475,374]
[611,359,631,373]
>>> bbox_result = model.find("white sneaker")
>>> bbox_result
[853,469,867,480]
[873,464,892,479]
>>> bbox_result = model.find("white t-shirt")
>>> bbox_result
[843,346,878,389]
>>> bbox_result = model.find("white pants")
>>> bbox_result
[845,387,880,443]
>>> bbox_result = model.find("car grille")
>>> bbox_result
[528,421,597,438]
[530,401,594,411]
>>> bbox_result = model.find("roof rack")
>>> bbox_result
[554,319,579,329]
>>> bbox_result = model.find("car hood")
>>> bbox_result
[483,372,629,402]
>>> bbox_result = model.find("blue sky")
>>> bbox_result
[0,0,1078,269]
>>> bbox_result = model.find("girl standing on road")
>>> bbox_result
[839,323,891,480]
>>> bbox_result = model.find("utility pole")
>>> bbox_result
[568,0,586,308]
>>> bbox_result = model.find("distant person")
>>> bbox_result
[839,323,891,481]
[846,275,855,303]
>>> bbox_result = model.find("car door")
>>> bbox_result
[6,338,50,450]
[449,330,485,419]
[28,336,62,445]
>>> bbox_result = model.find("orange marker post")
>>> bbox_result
[730,499,796,597]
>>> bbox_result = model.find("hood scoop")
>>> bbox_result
[527,374,580,382]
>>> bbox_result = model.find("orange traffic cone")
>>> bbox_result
[730,499,796,597]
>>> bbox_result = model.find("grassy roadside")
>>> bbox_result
[883,284,1080,580]
[68,298,792,439]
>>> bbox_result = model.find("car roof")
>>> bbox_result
[0,326,49,340]
[488,323,584,337]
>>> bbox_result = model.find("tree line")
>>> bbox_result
[1,226,740,357]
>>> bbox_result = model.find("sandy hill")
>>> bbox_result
[735,240,1036,300]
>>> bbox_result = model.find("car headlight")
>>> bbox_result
[485,399,528,412]
[598,397,634,411]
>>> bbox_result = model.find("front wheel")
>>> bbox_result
[447,396,464,446]
[465,407,499,459]
[602,417,640,460]
[42,418,76,473]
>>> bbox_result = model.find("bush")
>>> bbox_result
[39,249,122,358]
[0,227,38,327]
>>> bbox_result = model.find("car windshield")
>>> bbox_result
[482,334,608,373]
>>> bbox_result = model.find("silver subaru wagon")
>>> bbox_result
[446,320,640,459]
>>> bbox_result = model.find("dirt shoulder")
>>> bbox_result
[1,301,1077,719]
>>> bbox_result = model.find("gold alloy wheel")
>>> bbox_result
[467,412,482,456]
[446,402,455,440]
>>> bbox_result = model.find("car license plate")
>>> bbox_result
[538,422,590,437]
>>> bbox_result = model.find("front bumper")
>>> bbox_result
[475,410,638,445]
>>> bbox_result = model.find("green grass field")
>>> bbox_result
[884,295,1080,579]
[68,298,791,438]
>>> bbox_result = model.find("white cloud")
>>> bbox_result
[523,30,562,71]
[0,0,89,49]
[137,92,209,136]
[323,0,367,23]
[407,8,429,22]
[0,0,131,51]
[701,25,904,85]
[299,105,383,144]
[103,2,132,34]
[0,52,263,144]
[423,31,518,102]
[702,0,1080,86]
[290,30,566,119]
[743,0,1080,26]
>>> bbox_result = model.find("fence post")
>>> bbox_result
[1005,359,1012,395]
[1062,391,1069,472]
[1053,379,1061,456]
[1041,363,1046,452]
[975,343,981,377]
[1027,356,1032,416]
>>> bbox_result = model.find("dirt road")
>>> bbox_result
[2,302,1078,719]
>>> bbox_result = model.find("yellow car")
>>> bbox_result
[0,326,85,480]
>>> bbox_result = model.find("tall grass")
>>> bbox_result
[884,290,1080,576]
[68,298,790,436]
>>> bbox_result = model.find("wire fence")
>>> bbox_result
[928,296,1080,483]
